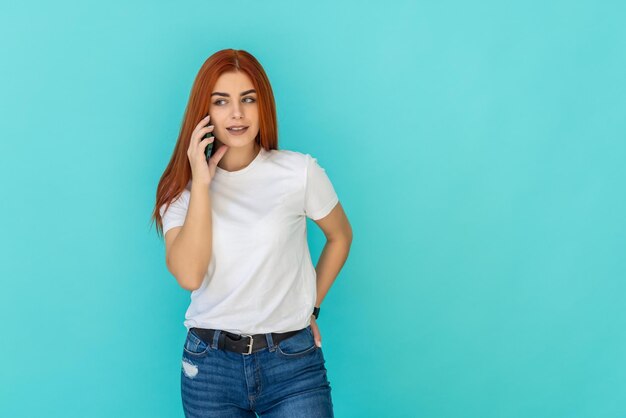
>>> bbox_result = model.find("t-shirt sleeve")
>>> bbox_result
[159,188,191,236]
[304,154,339,220]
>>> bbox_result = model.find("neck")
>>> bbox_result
[217,142,261,172]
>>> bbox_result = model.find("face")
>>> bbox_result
[209,71,259,150]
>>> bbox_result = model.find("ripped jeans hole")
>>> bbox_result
[182,359,199,378]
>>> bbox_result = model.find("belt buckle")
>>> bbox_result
[241,334,254,355]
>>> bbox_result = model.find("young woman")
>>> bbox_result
[152,49,353,417]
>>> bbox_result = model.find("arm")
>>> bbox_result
[312,202,353,308]
[165,180,213,291]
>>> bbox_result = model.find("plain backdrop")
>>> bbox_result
[1,0,625,417]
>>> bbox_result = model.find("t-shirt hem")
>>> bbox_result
[163,222,184,236]
[307,196,339,220]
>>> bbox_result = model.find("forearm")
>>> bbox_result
[168,181,213,290]
[314,237,352,307]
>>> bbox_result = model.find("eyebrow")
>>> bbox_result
[211,89,257,97]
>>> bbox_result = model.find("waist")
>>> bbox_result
[190,327,303,355]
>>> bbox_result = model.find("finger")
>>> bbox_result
[208,145,229,166]
[191,115,212,143]
[310,324,322,348]
[314,331,322,348]
[195,114,210,130]
[192,137,212,160]
[199,134,215,145]
[198,136,214,151]
[193,125,215,145]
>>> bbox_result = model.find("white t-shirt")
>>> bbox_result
[159,147,339,334]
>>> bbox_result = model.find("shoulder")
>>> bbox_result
[265,148,316,169]
[266,148,308,163]
[159,181,192,216]
[176,180,193,201]
[264,148,312,171]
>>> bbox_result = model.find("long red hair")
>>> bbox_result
[151,49,279,238]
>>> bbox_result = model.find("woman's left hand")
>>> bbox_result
[311,315,322,347]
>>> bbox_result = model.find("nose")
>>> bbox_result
[231,101,244,119]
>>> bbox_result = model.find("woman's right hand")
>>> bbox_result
[187,114,229,185]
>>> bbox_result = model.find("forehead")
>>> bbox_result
[213,71,255,91]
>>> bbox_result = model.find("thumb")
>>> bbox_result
[313,330,322,347]
[210,145,229,166]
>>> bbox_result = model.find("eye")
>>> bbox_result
[213,97,256,106]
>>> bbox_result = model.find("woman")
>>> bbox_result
[153,49,353,417]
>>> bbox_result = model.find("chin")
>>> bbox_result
[221,133,258,145]
[219,138,256,148]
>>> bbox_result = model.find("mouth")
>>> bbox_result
[226,126,249,135]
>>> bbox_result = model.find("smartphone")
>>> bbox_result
[203,113,215,160]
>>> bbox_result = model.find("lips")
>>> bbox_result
[226,126,249,135]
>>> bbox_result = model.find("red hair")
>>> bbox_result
[151,49,279,238]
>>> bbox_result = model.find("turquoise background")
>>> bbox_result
[1,0,625,417]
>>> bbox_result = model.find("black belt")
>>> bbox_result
[190,327,302,355]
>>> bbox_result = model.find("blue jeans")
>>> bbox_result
[180,325,334,417]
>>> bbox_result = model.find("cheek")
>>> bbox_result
[250,109,260,125]
[208,110,225,126]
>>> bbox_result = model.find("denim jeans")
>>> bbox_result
[180,325,334,417]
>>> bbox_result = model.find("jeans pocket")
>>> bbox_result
[276,326,317,358]
[183,329,210,356]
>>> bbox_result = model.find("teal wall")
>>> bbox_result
[1,0,624,417]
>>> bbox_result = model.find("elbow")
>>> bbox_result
[184,265,210,291]
[340,225,354,245]
[166,259,205,292]
[339,222,353,245]
[180,278,202,292]
[177,272,204,291]
[329,233,352,247]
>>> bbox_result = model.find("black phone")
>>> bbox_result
[203,113,215,160]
